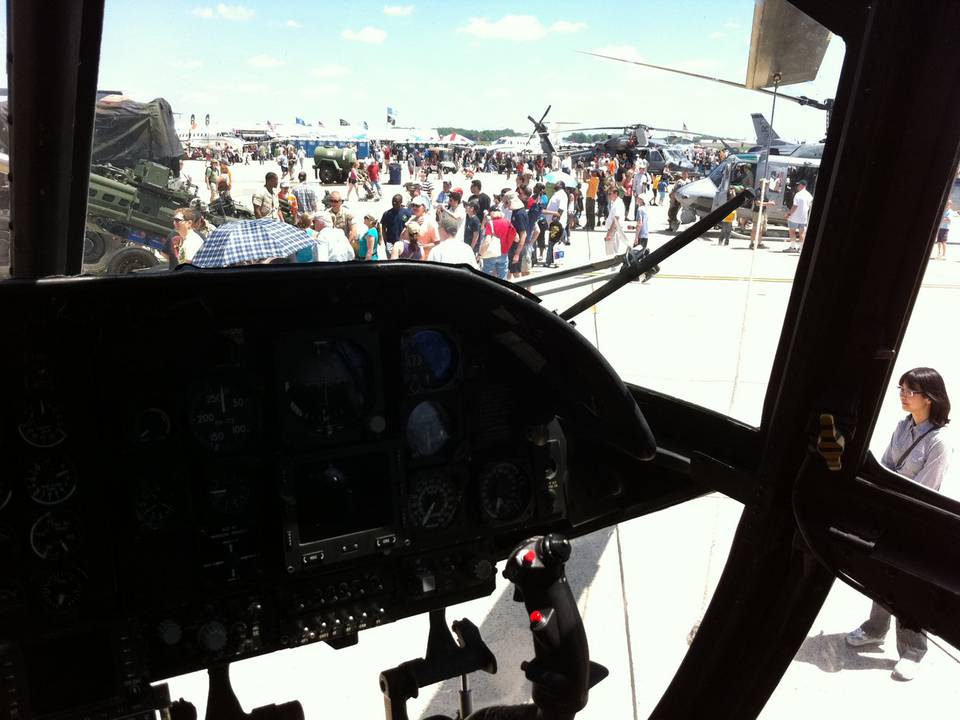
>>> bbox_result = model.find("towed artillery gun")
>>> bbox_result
[83,159,253,274]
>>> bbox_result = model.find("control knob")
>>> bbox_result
[198,620,228,653]
[157,619,183,646]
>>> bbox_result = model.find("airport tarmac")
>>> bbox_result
[164,160,960,718]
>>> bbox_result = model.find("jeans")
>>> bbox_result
[861,601,927,661]
[719,223,732,245]
[586,198,596,229]
[482,255,508,280]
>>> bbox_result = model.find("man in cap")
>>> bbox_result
[277,180,298,225]
[542,181,569,266]
[505,191,527,279]
[428,212,479,268]
[784,179,813,253]
[436,179,452,208]
[405,196,438,257]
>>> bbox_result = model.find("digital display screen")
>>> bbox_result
[296,454,393,543]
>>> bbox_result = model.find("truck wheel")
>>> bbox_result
[83,230,108,265]
[320,167,335,184]
[106,247,159,274]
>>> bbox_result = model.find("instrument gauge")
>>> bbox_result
[405,401,452,457]
[135,484,177,530]
[39,568,86,613]
[478,462,531,523]
[29,511,82,560]
[283,339,370,437]
[24,457,78,506]
[131,407,172,444]
[187,377,260,453]
[403,330,457,390]
[407,471,461,530]
[0,476,11,512]
[17,398,67,448]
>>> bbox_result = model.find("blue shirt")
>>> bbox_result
[880,415,950,491]
[359,227,379,260]
[636,206,650,238]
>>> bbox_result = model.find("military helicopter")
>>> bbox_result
[2,2,960,720]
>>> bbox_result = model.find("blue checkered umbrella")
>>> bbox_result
[191,219,314,268]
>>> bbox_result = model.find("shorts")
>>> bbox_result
[937,228,949,243]
[787,220,807,230]
[508,241,522,274]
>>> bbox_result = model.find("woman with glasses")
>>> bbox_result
[170,207,205,265]
[845,366,951,681]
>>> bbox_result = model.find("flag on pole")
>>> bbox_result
[266,120,275,131]
[295,117,306,126]
[362,120,369,130]
[386,106,397,126]
[339,118,350,126]
[682,122,689,132]
[317,121,325,128]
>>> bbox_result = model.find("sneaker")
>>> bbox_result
[892,657,920,681]
[845,627,885,647]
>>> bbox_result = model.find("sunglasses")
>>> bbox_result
[173,217,188,222]
[330,199,343,204]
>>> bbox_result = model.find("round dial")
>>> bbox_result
[188,378,259,453]
[24,458,77,506]
[39,568,86,613]
[283,339,370,437]
[207,466,254,517]
[130,407,171,444]
[407,471,461,530]
[405,401,451,457]
[18,398,67,448]
[29,511,82,560]
[478,462,531,523]
[0,476,11,512]
[135,483,177,530]
[403,330,457,390]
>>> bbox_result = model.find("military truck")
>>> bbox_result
[313,147,357,184]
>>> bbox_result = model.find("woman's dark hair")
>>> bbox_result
[900,367,951,427]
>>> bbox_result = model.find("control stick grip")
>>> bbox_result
[502,534,605,718]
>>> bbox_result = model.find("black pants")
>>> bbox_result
[623,195,632,218]
[586,198,596,229]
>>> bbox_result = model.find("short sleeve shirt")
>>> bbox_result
[252,188,278,217]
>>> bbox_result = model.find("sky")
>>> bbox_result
[5,1,845,143]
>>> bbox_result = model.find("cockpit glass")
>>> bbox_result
[11,1,958,719]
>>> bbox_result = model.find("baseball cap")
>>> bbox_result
[314,210,332,225]
[280,180,291,188]
[796,179,807,186]
[410,196,428,207]
[451,187,464,197]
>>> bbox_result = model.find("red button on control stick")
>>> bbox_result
[530,610,544,624]
[522,550,537,566]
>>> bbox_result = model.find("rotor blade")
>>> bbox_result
[539,105,552,125]
[576,51,822,108]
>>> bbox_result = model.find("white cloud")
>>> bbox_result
[549,20,587,33]
[285,19,301,28]
[311,64,350,78]
[169,59,203,70]
[248,54,284,68]
[710,31,724,39]
[341,26,388,43]
[383,5,414,16]
[190,4,254,20]
[723,20,739,29]
[459,15,548,41]
[458,16,588,41]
